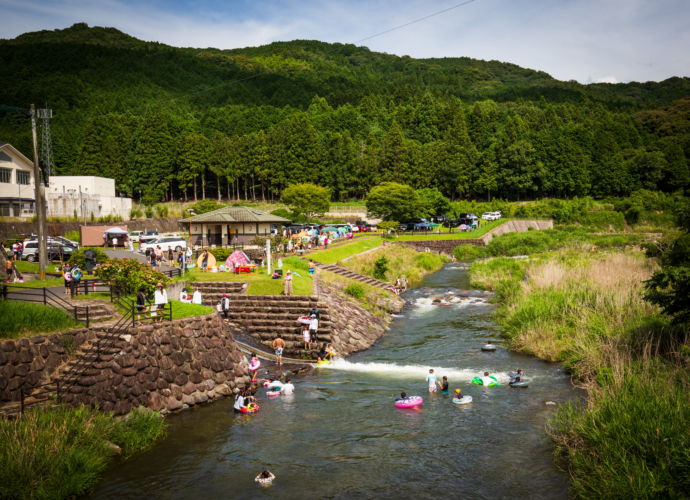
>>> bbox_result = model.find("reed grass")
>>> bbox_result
[0,406,166,500]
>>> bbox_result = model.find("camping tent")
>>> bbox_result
[104,227,128,235]
[225,250,250,269]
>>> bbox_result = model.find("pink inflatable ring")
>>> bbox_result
[394,396,424,409]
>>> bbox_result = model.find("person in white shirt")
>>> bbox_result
[281,378,295,395]
[192,288,202,305]
[308,314,319,345]
[481,371,495,386]
[154,282,168,321]
[179,289,190,303]
[426,368,437,393]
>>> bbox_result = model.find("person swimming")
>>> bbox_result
[255,470,275,486]
[510,369,524,384]
[481,371,494,386]
[395,392,408,401]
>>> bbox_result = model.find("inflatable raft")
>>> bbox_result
[471,375,500,387]
[452,396,473,405]
[509,381,529,388]
[266,390,282,397]
[481,343,497,352]
[394,396,423,409]
[240,403,260,414]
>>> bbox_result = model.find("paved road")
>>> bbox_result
[102,249,176,271]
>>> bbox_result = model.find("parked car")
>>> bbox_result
[430,215,450,224]
[21,240,75,262]
[129,230,144,242]
[51,236,79,249]
[482,212,498,221]
[139,236,188,254]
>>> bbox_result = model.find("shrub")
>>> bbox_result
[64,230,80,243]
[579,210,626,230]
[344,283,366,299]
[271,208,296,221]
[373,256,389,280]
[144,206,154,218]
[154,204,169,218]
[189,199,225,215]
[129,208,144,219]
[208,248,231,261]
[94,258,169,297]
[68,247,109,269]
[453,244,487,260]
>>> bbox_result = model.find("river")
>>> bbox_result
[89,263,579,499]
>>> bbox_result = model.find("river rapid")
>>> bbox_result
[89,262,579,499]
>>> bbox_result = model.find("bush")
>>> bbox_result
[0,406,166,500]
[373,256,389,280]
[94,258,169,297]
[453,244,488,260]
[189,199,225,215]
[144,206,154,218]
[154,204,169,218]
[270,208,296,221]
[344,283,366,299]
[68,247,109,269]
[579,210,626,230]
[208,248,231,261]
[129,208,144,219]
[64,230,80,243]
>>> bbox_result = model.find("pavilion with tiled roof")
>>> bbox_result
[180,205,290,246]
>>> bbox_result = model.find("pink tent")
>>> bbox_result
[225,250,250,269]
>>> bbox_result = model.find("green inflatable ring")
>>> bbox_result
[471,375,500,387]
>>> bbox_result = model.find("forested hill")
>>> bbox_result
[0,23,688,203]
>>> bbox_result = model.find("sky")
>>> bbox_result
[1,0,689,84]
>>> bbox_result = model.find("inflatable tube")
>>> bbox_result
[316,359,331,366]
[248,360,260,371]
[509,381,529,388]
[394,396,424,409]
[452,396,473,405]
[240,403,260,414]
[471,375,500,387]
[266,391,281,397]
[481,344,497,352]
[263,381,283,390]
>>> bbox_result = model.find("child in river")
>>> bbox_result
[426,369,437,393]
[255,470,275,486]
[395,392,408,401]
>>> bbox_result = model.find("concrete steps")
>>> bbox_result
[312,262,395,291]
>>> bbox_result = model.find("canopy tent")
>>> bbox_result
[225,250,251,268]
[104,227,128,234]
[428,222,440,227]
[321,226,339,232]
[414,222,432,229]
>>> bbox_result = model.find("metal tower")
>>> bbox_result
[37,107,53,185]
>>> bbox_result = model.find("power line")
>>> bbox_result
[165,0,479,104]
[356,0,476,43]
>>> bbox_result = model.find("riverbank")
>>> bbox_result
[0,406,166,500]
[469,249,689,497]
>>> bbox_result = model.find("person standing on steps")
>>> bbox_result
[272,335,286,368]
[308,314,319,346]
[283,270,293,296]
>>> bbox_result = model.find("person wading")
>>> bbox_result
[272,335,286,368]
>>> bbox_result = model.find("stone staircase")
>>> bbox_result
[193,281,247,306]
[311,262,395,292]
[73,302,116,323]
[229,295,333,359]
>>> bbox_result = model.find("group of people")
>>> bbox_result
[179,287,203,305]
[421,367,525,395]
[61,263,83,295]
[135,282,169,322]
[393,276,408,294]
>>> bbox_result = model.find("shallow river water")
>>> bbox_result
[89,263,579,499]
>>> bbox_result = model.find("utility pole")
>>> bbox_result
[30,104,48,279]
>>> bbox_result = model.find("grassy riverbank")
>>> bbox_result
[342,244,448,287]
[0,406,166,500]
[469,250,689,497]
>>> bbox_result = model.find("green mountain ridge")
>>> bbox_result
[0,23,688,203]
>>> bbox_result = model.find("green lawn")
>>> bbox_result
[169,300,214,319]
[308,237,382,265]
[396,219,505,241]
[9,278,65,288]
[0,300,81,338]
[184,256,313,295]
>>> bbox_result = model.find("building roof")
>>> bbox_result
[0,143,34,168]
[181,205,291,224]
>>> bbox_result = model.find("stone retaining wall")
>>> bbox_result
[0,328,98,401]
[60,314,249,415]
[318,280,404,355]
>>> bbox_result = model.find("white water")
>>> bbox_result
[325,358,514,383]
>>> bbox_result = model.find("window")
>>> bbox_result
[0,168,10,183]
[16,170,30,185]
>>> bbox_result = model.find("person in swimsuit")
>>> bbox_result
[395,392,408,401]
[426,369,437,393]
[437,375,449,393]
[272,336,286,367]
[255,470,275,486]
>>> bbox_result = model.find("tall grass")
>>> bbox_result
[470,249,690,497]
[0,406,166,500]
[1,301,81,339]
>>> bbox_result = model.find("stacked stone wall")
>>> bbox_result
[0,328,98,402]
[60,314,249,414]
[318,280,404,356]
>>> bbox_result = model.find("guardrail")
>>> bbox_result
[0,284,92,327]
[68,278,111,298]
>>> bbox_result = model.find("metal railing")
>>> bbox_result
[0,284,92,327]
[69,278,111,298]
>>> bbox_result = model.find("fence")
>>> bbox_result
[0,284,92,327]
[68,278,111,298]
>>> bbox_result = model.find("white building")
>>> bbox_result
[47,176,132,220]
[0,143,36,217]
[0,143,132,220]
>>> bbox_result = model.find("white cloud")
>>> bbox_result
[595,76,619,84]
